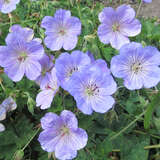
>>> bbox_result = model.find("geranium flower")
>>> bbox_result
[0,96,17,121]
[0,97,17,132]
[41,9,81,51]
[0,25,44,81]
[36,68,59,109]
[68,61,117,115]
[111,42,160,90]
[98,4,141,49]
[38,110,88,160]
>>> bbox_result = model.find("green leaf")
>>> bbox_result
[120,135,150,160]
[96,137,113,158]
[144,91,160,129]
[27,96,35,115]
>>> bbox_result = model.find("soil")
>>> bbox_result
[101,0,160,18]
[139,0,160,18]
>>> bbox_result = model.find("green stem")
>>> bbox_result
[110,109,147,140]
[144,144,160,149]
[133,130,160,140]
[0,18,37,27]
[22,127,41,151]
[0,81,5,91]
[136,0,143,17]
[12,127,40,160]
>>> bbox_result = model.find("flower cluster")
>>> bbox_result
[0,97,17,132]
[0,1,159,159]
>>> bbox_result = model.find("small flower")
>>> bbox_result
[36,68,59,109]
[0,0,20,14]
[68,60,117,115]
[55,50,91,91]
[143,0,152,3]
[0,25,44,82]
[41,9,81,51]
[1,96,17,112]
[38,110,88,160]
[36,54,54,88]
[111,42,160,90]
[0,123,5,132]
[98,4,141,49]
[0,96,17,121]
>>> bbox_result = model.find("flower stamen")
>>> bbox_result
[130,62,142,74]
[18,52,28,62]
[112,23,120,32]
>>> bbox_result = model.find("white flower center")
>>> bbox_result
[112,23,120,32]
[5,0,10,3]
[85,83,100,97]
[67,66,78,78]
[58,28,67,36]
[41,69,47,76]
[130,62,143,74]
[60,125,70,137]
[18,52,28,62]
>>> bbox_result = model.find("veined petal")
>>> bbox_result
[25,60,41,80]
[36,89,55,109]
[9,24,34,42]
[56,128,88,153]
[116,4,136,24]
[54,9,71,22]
[41,16,56,29]
[97,24,112,44]
[120,19,141,37]
[44,35,63,51]
[27,41,44,60]
[38,129,61,152]
[63,35,78,50]
[111,55,129,78]
[5,62,25,82]
[143,66,160,88]
[66,17,81,35]
[60,110,78,130]
[76,96,93,115]
[110,32,130,49]
[124,74,144,90]
[92,95,115,113]
[98,7,115,24]
[41,112,62,130]
[55,147,77,160]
